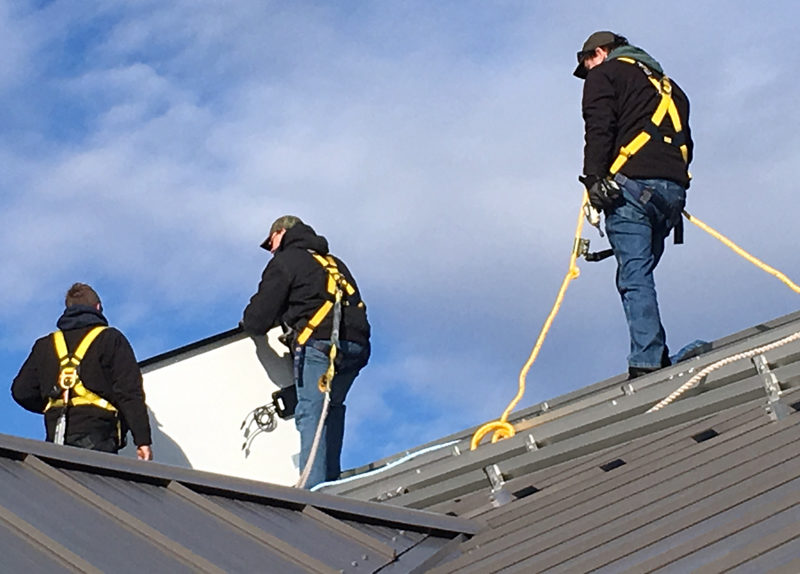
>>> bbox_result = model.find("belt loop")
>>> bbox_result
[293,344,305,387]
[673,216,684,244]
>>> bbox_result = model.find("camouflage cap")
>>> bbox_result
[261,215,303,250]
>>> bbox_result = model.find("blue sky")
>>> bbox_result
[2,1,799,471]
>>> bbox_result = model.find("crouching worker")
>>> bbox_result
[12,283,153,460]
[243,216,370,489]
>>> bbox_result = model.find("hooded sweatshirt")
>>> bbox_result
[581,45,693,187]
[243,222,370,347]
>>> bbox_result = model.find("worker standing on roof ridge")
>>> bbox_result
[242,215,370,488]
[12,283,153,459]
[575,31,693,379]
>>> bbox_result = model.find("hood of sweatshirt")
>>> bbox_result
[56,305,109,331]
[277,222,329,255]
[607,45,664,75]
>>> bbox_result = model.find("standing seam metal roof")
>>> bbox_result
[320,309,800,572]
[0,433,479,573]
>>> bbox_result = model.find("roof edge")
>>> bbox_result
[0,432,481,536]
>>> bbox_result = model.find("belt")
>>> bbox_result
[613,173,684,244]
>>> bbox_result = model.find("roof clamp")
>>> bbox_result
[452,444,462,456]
[622,383,635,396]
[525,434,538,452]
[752,354,790,421]
[375,486,408,502]
[484,464,513,508]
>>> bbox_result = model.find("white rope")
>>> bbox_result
[647,330,800,413]
[295,392,331,489]
[310,440,461,491]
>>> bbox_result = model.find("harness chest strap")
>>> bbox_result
[45,326,117,413]
[609,57,689,176]
[296,253,363,346]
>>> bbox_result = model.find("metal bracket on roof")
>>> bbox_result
[484,464,513,508]
[752,354,790,421]
[525,434,538,452]
[375,486,408,502]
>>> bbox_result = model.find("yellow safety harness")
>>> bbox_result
[45,326,117,413]
[294,252,365,488]
[296,253,358,346]
[296,252,364,391]
[609,57,689,176]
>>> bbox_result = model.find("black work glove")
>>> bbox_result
[579,175,621,211]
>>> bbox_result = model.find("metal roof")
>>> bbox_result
[8,310,800,572]
[319,309,800,572]
[0,432,478,573]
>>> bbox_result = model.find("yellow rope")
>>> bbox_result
[468,203,799,450]
[470,193,589,450]
[683,210,800,293]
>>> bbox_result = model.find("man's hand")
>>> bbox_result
[579,175,621,211]
[137,445,153,461]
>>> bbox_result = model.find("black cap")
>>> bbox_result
[573,31,617,79]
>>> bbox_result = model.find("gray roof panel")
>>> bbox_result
[319,310,800,573]
[0,431,477,573]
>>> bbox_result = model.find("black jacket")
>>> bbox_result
[11,305,152,447]
[243,223,370,347]
[582,48,693,188]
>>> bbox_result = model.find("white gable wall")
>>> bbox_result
[121,328,300,486]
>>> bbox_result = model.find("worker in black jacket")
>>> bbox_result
[12,283,153,459]
[575,31,693,379]
[243,216,370,488]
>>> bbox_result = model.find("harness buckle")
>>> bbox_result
[58,366,79,390]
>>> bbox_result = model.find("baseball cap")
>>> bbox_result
[260,215,303,250]
[573,31,618,79]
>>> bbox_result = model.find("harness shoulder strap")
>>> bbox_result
[296,252,361,345]
[52,331,70,365]
[52,326,107,364]
[73,326,107,361]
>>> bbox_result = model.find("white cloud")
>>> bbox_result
[2,1,800,467]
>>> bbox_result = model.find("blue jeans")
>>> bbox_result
[604,177,686,369]
[293,339,369,488]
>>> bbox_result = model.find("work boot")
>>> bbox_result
[628,366,660,380]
